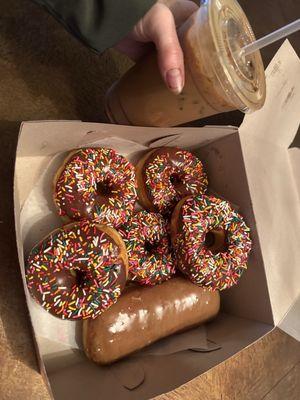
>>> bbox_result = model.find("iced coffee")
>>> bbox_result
[105,0,266,127]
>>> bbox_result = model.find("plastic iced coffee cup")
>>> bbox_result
[105,0,266,127]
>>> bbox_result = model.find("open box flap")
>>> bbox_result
[240,40,300,148]
[239,40,300,338]
[279,294,300,342]
[289,147,300,200]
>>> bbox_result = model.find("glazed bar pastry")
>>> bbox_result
[83,277,220,364]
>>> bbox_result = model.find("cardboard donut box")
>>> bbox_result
[14,41,300,399]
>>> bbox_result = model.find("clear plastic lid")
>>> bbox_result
[207,0,266,112]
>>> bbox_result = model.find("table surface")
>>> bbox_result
[0,0,300,399]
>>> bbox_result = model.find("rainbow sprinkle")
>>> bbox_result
[118,211,175,285]
[26,220,126,319]
[54,148,137,227]
[144,148,208,214]
[173,195,252,291]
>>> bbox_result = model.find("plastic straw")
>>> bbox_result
[242,19,300,56]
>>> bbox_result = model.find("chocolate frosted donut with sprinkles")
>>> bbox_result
[171,195,252,291]
[54,148,137,227]
[26,221,128,319]
[118,211,175,285]
[136,147,208,215]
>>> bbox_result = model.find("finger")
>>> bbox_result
[161,0,199,27]
[145,4,185,94]
[115,36,153,61]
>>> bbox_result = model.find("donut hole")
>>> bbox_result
[144,241,159,254]
[204,229,227,254]
[70,269,86,287]
[170,173,183,186]
[97,180,114,197]
[111,263,122,274]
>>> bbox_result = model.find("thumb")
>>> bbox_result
[144,4,185,94]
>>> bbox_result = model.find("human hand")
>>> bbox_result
[115,0,198,94]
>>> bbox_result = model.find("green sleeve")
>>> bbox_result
[33,0,155,53]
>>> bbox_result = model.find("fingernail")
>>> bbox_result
[166,68,183,94]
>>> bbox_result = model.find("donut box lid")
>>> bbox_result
[238,40,300,339]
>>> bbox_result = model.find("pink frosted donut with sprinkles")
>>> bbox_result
[118,211,175,285]
[136,147,208,215]
[26,221,128,319]
[171,195,252,291]
[54,148,137,227]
